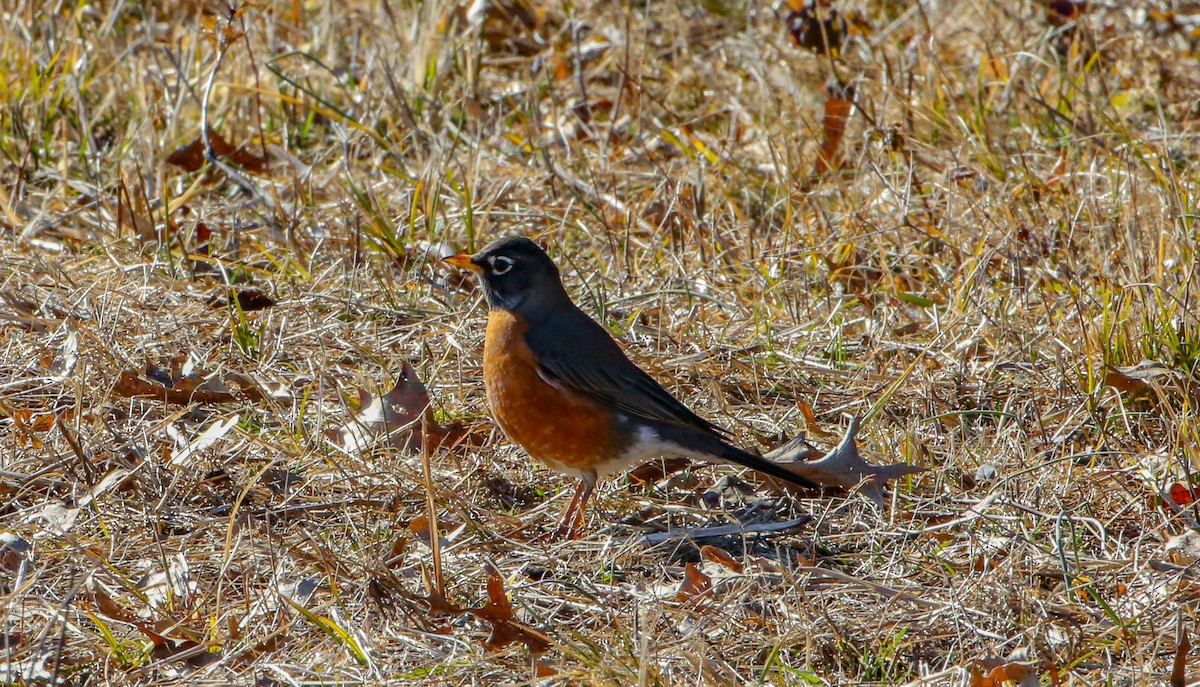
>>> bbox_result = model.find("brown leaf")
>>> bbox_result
[1168,482,1199,506]
[116,177,156,241]
[134,621,221,668]
[797,400,835,440]
[206,287,278,312]
[968,650,1040,687]
[676,562,713,603]
[534,661,558,677]
[1038,0,1092,25]
[1104,369,1150,398]
[235,289,277,311]
[700,545,744,574]
[766,416,925,507]
[262,468,302,495]
[407,515,433,546]
[114,364,264,405]
[475,573,514,624]
[1104,361,1189,403]
[165,137,206,172]
[166,127,268,173]
[809,79,854,179]
[385,537,408,569]
[326,361,467,454]
[1171,625,1190,687]
[474,572,552,653]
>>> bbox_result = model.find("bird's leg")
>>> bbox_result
[550,475,595,540]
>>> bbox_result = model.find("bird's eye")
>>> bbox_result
[489,255,514,275]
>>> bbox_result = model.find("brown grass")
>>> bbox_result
[1,0,1198,684]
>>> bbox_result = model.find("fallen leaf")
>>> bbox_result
[326,361,467,454]
[534,661,558,677]
[676,562,714,603]
[86,580,135,622]
[166,126,269,173]
[116,177,156,241]
[700,545,744,573]
[1168,482,1199,506]
[809,79,855,180]
[766,416,925,507]
[262,467,303,495]
[135,621,221,668]
[115,361,265,405]
[1039,0,1092,25]
[385,537,408,569]
[407,515,434,546]
[1171,623,1189,687]
[473,571,552,653]
[208,289,277,312]
[968,649,1040,687]
[25,503,79,534]
[797,400,835,440]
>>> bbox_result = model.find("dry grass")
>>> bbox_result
[1,0,1199,684]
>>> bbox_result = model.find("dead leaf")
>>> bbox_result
[968,648,1040,687]
[262,468,303,495]
[1038,0,1092,26]
[700,545,744,573]
[166,126,268,173]
[766,416,925,507]
[473,571,552,653]
[326,361,467,454]
[1105,361,1200,406]
[1168,482,1199,506]
[385,537,408,569]
[797,400,835,440]
[87,580,135,622]
[116,177,156,241]
[407,515,434,546]
[135,621,221,668]
[208,289,277,311]
[809,79,854,180]
[676,562,714,603]
[115,361,265,405]
[1171,622,1189,687]
[25,502,79,533]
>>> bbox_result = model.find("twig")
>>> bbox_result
[641,516,812,544]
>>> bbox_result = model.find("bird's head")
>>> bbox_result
[444,236,570,318]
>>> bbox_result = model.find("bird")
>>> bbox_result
[444,236,819,539]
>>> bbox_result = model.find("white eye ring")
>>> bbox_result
[489,255,514,275]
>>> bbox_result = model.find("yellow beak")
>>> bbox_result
[443,253,483,272]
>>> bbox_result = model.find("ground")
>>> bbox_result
[0,0,1198,685]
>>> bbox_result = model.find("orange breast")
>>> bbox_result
[483,310,618,477]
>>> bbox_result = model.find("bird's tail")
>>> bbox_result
[653,424,821,490]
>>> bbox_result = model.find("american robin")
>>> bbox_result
[445,237,819,539]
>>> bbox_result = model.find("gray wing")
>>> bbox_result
[525,308,727,436]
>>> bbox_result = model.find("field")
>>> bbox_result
[1,0,1199,684]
